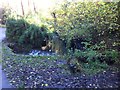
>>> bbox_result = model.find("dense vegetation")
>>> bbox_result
[3,1,120,76]
[49,1,120,67]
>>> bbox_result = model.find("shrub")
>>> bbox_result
[74,48,99,63]
[6,18,50,50]
[103,50,119,65]
[6,18,29,42]
[51,1,119,52]
[82,60,108,75]
[67,48,109,74]
[19,24,45,48]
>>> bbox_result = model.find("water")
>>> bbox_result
[29,50,56,56]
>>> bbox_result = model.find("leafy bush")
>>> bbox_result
[6,18,29,43]
[102,50,119,65]
[104,50,119,59]
[74,49,98,63]
[82,60,108,75]
[74,44,119,65]
[6,18,50,49]
[67,48,109,74]
[19,24,45,48]
[51,1,119,51]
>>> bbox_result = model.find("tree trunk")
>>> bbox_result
[21,0,24,16]
[33,1,37,13]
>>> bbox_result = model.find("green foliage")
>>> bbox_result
[82,60,108,75]
[74,42,119,65]
[6,18,29,43]
[51,1,119,51]
[67,48,109,74]
[74,49,98,62]
[86,50,98,61]
[104,50,119,59]
[19,24,44,48]
[103,50,119,64]
[6,17,50,49]
[74,49,86,58]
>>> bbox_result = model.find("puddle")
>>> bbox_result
[29,50,56,56]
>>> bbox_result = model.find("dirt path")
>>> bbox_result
[0,27,12,89]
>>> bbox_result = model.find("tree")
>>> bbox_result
[21,0,24,16]
[50,1,119,51]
